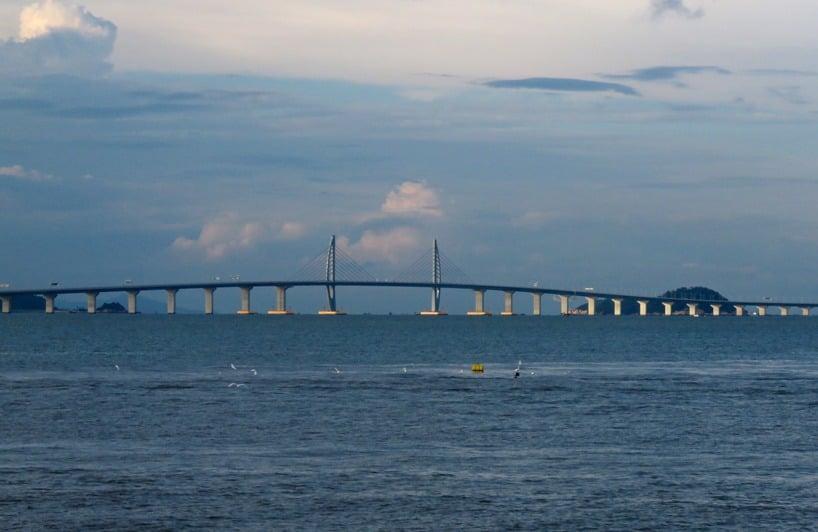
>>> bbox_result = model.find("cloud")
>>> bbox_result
[172,213,265,261]
[0,164,56,181]
[483,77,638,96]
[605,65,729,83]
[380,181,443,218]
[0,0,117,77]
[768,86,808,106]
[279,221,307,239]
[650,0,704,20]
[338,227,422,264]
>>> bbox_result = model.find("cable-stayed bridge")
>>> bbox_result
[1,236,815,317]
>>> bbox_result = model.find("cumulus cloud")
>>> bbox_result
[0,164,56,181]
[650,0,704,20]
[380,181,443,218]
[0,0,117,77]
[172,213,265,261]
[279,221,307,239]
[338,227,422,264]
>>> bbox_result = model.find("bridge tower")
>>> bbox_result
[324,235,338,313]
[432,239,442,312]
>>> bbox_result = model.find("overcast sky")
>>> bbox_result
[2,0,818,313]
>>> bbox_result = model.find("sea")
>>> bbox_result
[2,313,818,530]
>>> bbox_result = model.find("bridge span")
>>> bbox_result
[1,237,814,316]
[0,279,813,317]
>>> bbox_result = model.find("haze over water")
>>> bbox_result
[3,314,818,529]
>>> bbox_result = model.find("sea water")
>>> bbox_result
[2,314,818,530]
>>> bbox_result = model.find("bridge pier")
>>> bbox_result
[468,289,490,316]
[585,296,596,316]
[734,305,744,316]
[238,286,253,314]
[1,296,9,313]
[662,302,673,316]
[637,300,648,316]
[532,293,542,316]
[204,288,215,315]
[757,305,767,317]
[501,291,515,316]
[86,292,98,314]
[612,298,623,316]
[44,294,56,314]
[558,295,570,315]
[687,303,698,316]
[268,286,294,315]
[166,289,177,315]
[801,307,811,317]
[126,290,139,314]
[779,306,789,317]
[711,304,721,316]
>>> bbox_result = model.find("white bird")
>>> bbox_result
[230,363,236,370]
[114,364,120,371]
[334,367,341,374]
[250,368,257,376]
[402,367,408,374]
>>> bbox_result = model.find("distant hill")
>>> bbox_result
[97,302,127,313]
[575,286,733,315]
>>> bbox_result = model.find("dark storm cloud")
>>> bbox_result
[483,77,638,96]
[650,0,704,20]
[605,65,730,83]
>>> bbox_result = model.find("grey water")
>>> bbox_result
[2,314,818,530]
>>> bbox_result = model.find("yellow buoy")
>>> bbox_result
[471,363,484,373]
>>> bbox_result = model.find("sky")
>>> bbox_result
[2,0,818,314]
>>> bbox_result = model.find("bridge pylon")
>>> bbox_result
[319,235,345,315]
[419,239,447,315]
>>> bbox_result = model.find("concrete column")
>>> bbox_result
[166,289,178,315]
[558,295,570,315]
[501,291,514,315]
[612,298,623,317]
[475,290,485,312]
[735,305,744,316]
[662,302,673,316]
[801,307,811,317]
[711,304,721,316]
[467,290,490,316]
[532,293,542,316]
[584,296,596,316]
[126,291,139,314]
[277,286,287,312]
[203,288,215,315]
[757,306,767,317]
[238,286,252,314]
[637,300,649,316]
[268,286,295,315]
[779,306,789,317]
[85,292,98,314]
[687,303,698,316]
[1,296,10,313]
[44,294,56,314]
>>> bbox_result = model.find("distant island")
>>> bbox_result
[575,286,732,315]
[97,302,127,313]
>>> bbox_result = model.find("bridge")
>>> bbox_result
[0,236,814,317]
